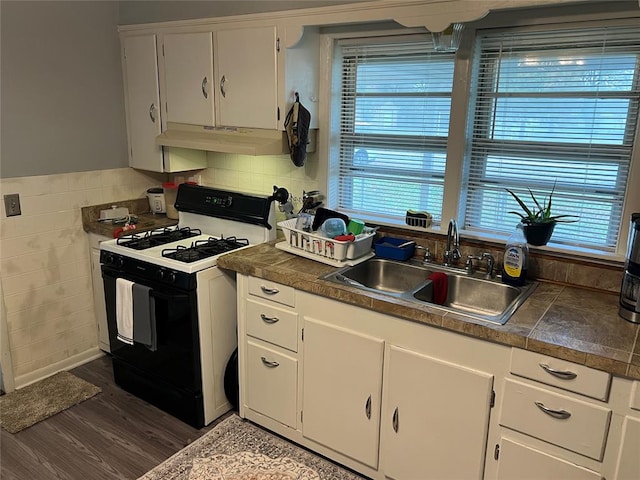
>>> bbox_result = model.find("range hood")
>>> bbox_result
[156,122,289,156]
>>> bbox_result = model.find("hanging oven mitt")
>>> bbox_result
[284,92,311,167]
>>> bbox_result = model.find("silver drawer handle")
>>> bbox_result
[260,286,279,295]
[539,363,578,380]
[201,76,208,99]
[261,357,279,368]
[392,407,399,432]
[220,74,226,98]
[365,395,372,420]
[260,313,279,324]
[535,401,571,419]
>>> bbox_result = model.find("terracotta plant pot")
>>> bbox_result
[523,222,556,246]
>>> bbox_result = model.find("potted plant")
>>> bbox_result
[506,183,579,246]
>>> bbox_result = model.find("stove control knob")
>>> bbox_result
[167,271,177,283]
[102,253,113,265]
[114,256,124,268]
[156,268,166,280]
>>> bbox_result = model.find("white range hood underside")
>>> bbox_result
[156,123,290,156]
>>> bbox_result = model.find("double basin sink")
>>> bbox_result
[321,258,538,325]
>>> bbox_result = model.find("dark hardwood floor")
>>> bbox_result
[0,355,230,480]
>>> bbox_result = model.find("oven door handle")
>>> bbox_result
[150,291,190,301]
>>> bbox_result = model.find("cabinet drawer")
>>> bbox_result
[246,341,297,429]
[496,438,601,480]
[246,298,298,352]
[248,277,295,307]
[500,379,611,460]
[510,349,611,401]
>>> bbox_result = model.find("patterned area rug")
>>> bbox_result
[0,371,101,434]
[139,414,367,480]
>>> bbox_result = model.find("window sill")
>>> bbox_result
[349,212,625,267]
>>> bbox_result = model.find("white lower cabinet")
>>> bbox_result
[302,318,384,469]
[381,345,494,480]
[614,415,640,480]
[238,274,506,480]
[237,275,638,480]
[500,379,611,461]
[245,340,297,428]
[496,438,601,480]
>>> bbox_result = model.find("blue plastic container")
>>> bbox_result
[374,237,416,261]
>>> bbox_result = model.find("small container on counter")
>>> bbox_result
[374,237,416,261]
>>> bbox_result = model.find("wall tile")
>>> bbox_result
[0,167,160,383]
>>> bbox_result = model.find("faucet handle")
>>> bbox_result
[466,255,481,273]
[415,245,432,264]
[481,252,495,277]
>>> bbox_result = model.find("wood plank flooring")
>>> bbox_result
[0,356,230,480]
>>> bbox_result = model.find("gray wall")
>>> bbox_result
[1,1,128,179]
[118,0,367,25]
[0,0,365,179]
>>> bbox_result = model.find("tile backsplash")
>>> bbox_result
[0,168,164,386]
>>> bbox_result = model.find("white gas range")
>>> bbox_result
[99,184,277,427]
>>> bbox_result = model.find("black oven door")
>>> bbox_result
[101,265,204,427]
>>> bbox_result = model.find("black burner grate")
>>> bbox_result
[117,227,202,250]
[161,236,249,263]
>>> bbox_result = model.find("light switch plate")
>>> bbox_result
[4,193,21,217]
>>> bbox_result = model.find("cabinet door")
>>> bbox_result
[216,27,278,129]
[163,32,214,126]
[122,35,164,172]
[302,317,384,469]
[381,345,494,480]
[615,416,640,480]
[496,438,601,480]
[246,341,298,428]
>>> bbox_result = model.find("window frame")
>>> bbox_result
[319,13,640,261]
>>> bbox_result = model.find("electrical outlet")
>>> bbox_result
[4,193,21,217]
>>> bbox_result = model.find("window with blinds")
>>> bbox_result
[463,25,640,252]
[336,38,455,223]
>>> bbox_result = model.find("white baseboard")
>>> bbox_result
[13,348,105,389]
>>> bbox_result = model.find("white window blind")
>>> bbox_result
[463,25,640,252]
[337,38,455,223]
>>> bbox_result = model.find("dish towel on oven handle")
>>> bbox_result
[132,283,157,352]
[115,278,134,345]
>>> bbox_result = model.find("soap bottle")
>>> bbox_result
[502,224,528,286]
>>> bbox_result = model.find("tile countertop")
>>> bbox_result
[217,241,640,381]
[81,198,178,238]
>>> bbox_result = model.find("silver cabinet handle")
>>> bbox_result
[201,76,208,99]
[539,363,578,380]
[392,407,399,432]
[149,103,156,123]
[365,395,372,420]
[220,75,226,98]
[535,401,571,419]
[260,313,279,324]
[261,357,279,368]
[260,285,279,295]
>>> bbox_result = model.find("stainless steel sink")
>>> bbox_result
[322,258,537,325]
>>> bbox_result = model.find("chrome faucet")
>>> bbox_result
[443,219,461,266]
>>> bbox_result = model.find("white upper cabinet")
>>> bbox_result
[121,34,164,172]
[215,26,278,129]
[162,32,215,127]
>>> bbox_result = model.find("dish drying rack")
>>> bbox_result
[276,217,375,267]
